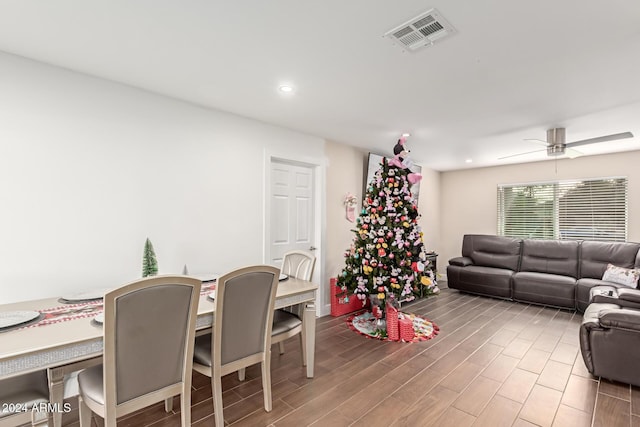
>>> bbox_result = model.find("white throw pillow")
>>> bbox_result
[602,263,640,288]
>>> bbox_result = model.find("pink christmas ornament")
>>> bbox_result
[408,173,422,185]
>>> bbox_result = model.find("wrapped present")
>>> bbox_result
[399,315,414,341]
[386,303,399,341]
[330,278,369,316]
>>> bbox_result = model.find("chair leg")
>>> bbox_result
[300,328,307,366]
[165,396,173,412]
[278,341,286,355]
[262,349,272,412]
[238,367,246,381]
[180,390,191,427]
[78,395,93,427]
[31,410,48,426]
[213,375,224,427]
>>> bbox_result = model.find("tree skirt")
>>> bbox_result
[347,310,439,342]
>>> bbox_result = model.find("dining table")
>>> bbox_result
[0,275,318,427]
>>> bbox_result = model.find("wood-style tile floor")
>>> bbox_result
[60,284,640,427]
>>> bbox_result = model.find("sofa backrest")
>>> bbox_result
[461,234,522,271]
[520,239,579,277]
[580,241,640,279]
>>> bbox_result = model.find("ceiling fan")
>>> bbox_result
[499,128,634,160]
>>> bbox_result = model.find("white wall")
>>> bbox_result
[0,52,325,304]
[440,151,640,267]
[324,141,366,285]
[16,48,633,306]
[417,167,440,255]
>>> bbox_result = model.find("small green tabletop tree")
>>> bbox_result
[142,238,158,277]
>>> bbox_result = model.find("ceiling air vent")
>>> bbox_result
[384,8,456,52]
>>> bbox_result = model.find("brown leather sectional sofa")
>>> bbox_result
[447,234,640,312]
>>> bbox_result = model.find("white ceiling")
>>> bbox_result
[1,0,640,171]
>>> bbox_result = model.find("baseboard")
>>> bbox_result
[320,303,331,317]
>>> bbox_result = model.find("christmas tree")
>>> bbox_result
[142,238,158,277]
[337,138,439,308]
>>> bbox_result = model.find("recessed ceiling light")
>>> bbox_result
[465,159,473,163]
[279,85,294,93]
[402,133,411,137]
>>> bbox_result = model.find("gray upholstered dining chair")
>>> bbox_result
[237,251,316,382]
[0,370,49,427]
[192,265,279,427]
[273,250,315,356]
[76,275,201,427]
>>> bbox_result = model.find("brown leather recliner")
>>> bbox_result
[580,287,640,386]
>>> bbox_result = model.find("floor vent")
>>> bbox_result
[384,8,456,52]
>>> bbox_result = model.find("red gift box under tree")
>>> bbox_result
[330,278,369,317]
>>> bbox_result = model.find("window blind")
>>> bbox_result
[497,177,627,242]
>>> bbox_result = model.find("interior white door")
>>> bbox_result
[269,160,315,266]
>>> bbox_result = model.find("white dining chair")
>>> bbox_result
[281,250,316,283]
[192,265,279,427]
[76,275,201,427]
[0,370,49,427]
[273,250,316,356]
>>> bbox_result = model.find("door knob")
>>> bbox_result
[309,246,317,251]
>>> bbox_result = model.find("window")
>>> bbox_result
[497,177,627,242]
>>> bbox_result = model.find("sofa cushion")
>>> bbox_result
[512,271,576,308]
[461,235,521,271]
[520,239,579,278]
[580,241,640,279]
[447,265,513,298]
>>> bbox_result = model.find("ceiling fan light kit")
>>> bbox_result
[546,128,566,157]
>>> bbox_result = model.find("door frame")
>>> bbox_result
[263,149,328,316]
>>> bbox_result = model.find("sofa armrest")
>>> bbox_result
[599,308,640,332]
[580,303,621,374]
[580,303,640,384]
[582,303,619,329]
[449,257,473,267]
[583,303,640,332]
[591,286,640,310]
[617,288,640,304]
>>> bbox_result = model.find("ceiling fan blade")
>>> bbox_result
[499,148,546,160]
[524,138,549,146]
[566,131,634,148]
[565,148,584,159]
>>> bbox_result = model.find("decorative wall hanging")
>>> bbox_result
[344,192,358,222]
